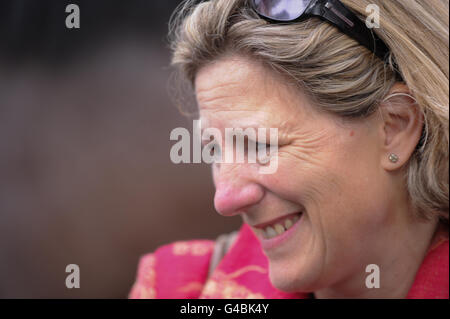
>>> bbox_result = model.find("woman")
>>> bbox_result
[129,0,448,298]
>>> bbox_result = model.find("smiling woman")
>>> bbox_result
[129,0,449,299]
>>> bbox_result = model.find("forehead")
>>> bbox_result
[195,56,266,106]
[194,55,310,128]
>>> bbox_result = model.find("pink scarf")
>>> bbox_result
[129,223,449,299]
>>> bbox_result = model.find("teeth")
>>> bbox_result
[274,223,285,235]
[265,226,277,239]
[262,213,302,239]
[284,219,293,229]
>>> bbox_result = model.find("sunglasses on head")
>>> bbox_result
[252,0,392,63]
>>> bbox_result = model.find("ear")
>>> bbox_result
[378,83,424,171]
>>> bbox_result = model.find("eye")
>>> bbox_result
[244,139,273,160]
[256,141,272,151]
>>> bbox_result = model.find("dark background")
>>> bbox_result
[0,0,241,298]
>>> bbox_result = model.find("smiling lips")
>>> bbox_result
[253,212,302,239]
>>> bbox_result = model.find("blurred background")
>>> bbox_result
[0,0,241,298]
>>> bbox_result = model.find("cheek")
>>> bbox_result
[307,134,389,265]
[264,131,385,246]
[261,146,341,210]
[258,122,388,290]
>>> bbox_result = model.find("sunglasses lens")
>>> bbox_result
[253,0,311,21]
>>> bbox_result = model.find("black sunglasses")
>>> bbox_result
[252,0,391,63]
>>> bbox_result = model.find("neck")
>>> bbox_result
[314,212,440,299]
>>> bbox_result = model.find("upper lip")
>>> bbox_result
[251,211,302,229]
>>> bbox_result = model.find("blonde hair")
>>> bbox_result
[169,0,449,221]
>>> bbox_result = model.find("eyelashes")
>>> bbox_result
[256,141,273,152]
[201,138,273,151]
[201,138,276,163]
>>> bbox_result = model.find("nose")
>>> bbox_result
[214,174,264,217]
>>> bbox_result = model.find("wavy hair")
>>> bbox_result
[169,0,449,222]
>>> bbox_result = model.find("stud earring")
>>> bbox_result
[388,153,399,163]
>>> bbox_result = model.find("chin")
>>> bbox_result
[267,260,320,293]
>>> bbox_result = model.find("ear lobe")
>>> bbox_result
[379,85,424,171]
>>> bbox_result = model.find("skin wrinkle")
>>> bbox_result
[168,0,449,298]
[174,0,449,218]
[194,53,438,298]
[199,55,344,292]
[297,144,346,293]
[196,81,244,106]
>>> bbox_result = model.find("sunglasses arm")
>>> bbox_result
[305,0,390,62]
